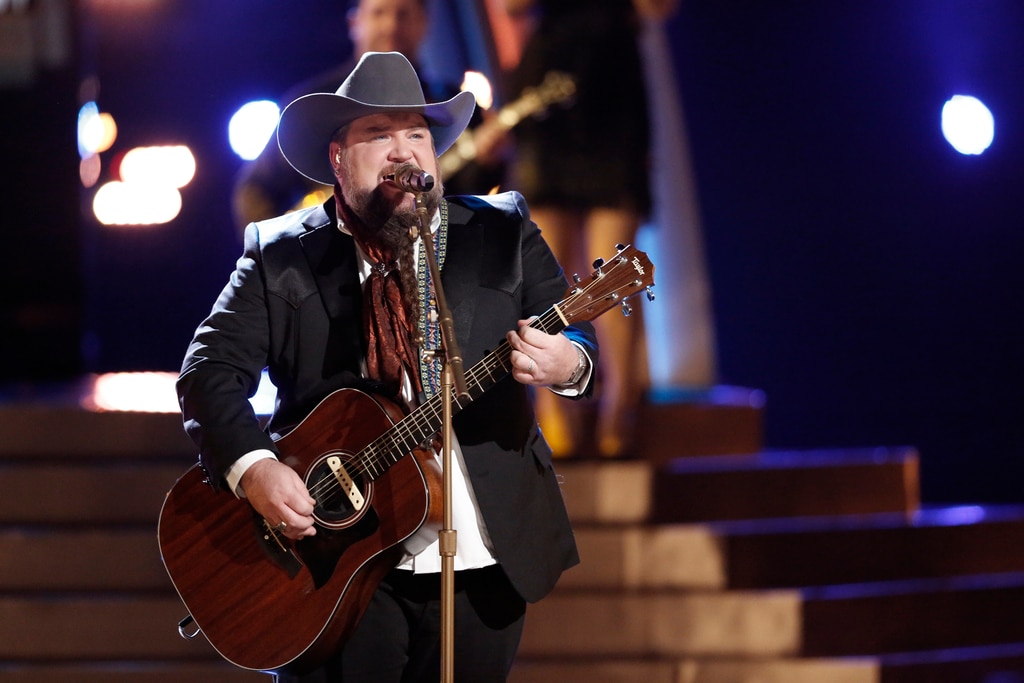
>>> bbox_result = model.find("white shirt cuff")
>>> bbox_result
[225,449,278,498]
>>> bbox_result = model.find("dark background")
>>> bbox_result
[3,0,1023,504]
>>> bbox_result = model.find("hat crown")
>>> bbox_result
[337,52,427,107]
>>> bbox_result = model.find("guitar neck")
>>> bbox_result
[359,307,566,476]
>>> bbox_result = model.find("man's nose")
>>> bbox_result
[388,138,414,161]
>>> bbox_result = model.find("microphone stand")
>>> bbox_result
[412,191,469,683]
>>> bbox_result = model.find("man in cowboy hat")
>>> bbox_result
[231,0,508,232]
[177,51,597,682]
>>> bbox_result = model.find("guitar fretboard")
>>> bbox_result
[357,304,566,479]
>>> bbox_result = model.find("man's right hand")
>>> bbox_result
[240,458,318,539]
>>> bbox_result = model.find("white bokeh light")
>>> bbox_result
[941,94,995,155]
[120,145,196,188]
[229,100,281,160]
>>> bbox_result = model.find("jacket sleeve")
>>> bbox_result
[176,222,277,487]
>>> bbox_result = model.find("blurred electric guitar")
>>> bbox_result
[157,243,653,675]
[438,70,576,179]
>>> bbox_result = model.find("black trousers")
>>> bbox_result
[276,565,527,683]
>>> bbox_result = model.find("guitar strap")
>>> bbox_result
[416,199,449,399]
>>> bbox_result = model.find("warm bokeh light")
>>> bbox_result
[83,371,180,412]
[93,180,182,225]
[941,94,995,155]
[80,153,102,188]
[229,99,281,160]
[119,145,196,188]
[80,371,276,414]
[460,71,492,110]
[78,102,118,158]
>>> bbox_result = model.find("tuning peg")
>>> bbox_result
[572,272,581,284]
[592,257,605,273]
[646,286,656,302]
[620,300,633,317]
[615,243,626,251]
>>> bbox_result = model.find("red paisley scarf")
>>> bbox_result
[334,184,422,399]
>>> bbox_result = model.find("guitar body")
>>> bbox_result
[157,388,443,674]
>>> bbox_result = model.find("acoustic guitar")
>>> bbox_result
[157,244,654,674]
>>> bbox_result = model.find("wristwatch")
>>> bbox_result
[563,343,588,386]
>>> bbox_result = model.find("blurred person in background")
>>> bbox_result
[504,0,679,459]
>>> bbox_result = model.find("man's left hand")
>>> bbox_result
[506,319,579,386]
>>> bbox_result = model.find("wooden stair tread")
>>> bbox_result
[652,447,920,522]
[554,446,920,525]
[0,527,171,591]
[0,462,192,524]
[565,505,1024,590]
[0,595,217,660]
[634,385,765,461]
[0,661,266,683]
[520,572,1024,658]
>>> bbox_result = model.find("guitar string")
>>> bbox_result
[304,255,634,509]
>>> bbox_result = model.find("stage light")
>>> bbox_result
[80,153,102,188]
[84,372,180,413]
[92,180,182,225]
[120,145,196,188]
[229,99,280,160]
[78,101,118,158]
[460,71,492,110]
[941,94,994,155]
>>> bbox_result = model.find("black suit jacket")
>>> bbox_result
[177,191,597,602]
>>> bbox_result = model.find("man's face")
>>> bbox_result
[332,112,441,236]
[349,0,428,58]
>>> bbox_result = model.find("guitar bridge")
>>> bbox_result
[327,456,365,511]
[257,520,304,579]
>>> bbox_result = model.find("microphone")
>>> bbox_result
[385,164,435,193]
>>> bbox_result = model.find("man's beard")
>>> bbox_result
[340,162,444,327]
[342,167,443,253]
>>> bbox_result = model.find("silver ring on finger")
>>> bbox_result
[275,521,288,532]
[526,357,535,373]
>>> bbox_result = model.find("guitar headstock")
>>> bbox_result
[512,71,577,121]
[557,244,655,326]
[530,71,576,107]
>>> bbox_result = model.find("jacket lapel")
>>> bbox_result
[441,200,482,350]
[298,199,361,320]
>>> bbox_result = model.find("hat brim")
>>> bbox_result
[277,90,477,186]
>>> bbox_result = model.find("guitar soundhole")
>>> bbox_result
[306,452,373,530]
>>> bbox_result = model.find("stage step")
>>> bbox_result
[556,446,920,525]
[519,572,1024,659]
[0,662,265,683]
[0,593,218,661]
[510,656,879,683]
[634,386,766,463]
[564,505,1024,591]
[510,644,1024,683]
[651,447,920,522]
